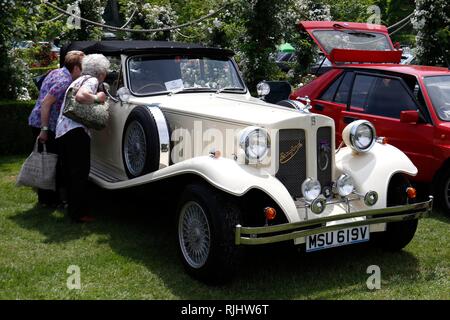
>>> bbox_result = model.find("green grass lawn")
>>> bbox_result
[1,155,449,299]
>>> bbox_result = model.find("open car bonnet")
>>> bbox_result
[299,21,402,64]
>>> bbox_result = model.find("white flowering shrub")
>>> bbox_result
[413,0,450,66]
[236,0,291,90]
[7,51,32,101]
[201,0,332,90]
[0,0,37,99]
[180,58,234,89]
[121,0,178,41]
[280,0,331,87]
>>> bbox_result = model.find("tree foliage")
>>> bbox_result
[284,0,331,86]
[1,0,447,99]
[236,0,290,90]
[413,0,450,66]
[0,0,38,99]
[118,0,178,40]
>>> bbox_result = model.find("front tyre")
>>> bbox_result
[176,183,242,284]
[379,174,418,251]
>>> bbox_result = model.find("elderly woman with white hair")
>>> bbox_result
[56,53,110,223]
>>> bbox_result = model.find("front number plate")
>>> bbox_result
[306,225,369,252]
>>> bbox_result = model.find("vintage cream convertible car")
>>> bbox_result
[62,41,432,283]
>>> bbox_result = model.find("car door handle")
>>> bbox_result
[343,116,358,124]
[315,103,324,111]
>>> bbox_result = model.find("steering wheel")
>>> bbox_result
[135,83,166,93]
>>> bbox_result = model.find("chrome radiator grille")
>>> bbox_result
[276,129,306,198]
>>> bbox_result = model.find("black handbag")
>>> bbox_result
[33,70,51,90]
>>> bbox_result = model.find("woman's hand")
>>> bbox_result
[96,92,107,104]
[76,88,107,104]
[38,130,48,143]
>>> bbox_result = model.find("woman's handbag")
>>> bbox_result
[63,78,109,130]
[16,140,58,191]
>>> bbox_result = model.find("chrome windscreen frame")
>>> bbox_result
[125,54,248,97]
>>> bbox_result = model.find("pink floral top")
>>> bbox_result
[55,75,99,139]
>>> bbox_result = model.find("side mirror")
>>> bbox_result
[400,110,419,123]
[117,87,131,103]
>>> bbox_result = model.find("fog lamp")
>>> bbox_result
[336,174,354,197]
[301,178,321,202]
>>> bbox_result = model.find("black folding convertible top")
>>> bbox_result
[60,40,234,65]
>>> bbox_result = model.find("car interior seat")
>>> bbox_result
[366,78,408,118]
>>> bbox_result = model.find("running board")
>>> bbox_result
[90,165,124,183]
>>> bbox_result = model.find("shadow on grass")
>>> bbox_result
[10,183,422,299]
[428,208,450,224]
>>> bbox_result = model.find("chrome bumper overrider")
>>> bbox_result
[235,197,433,245]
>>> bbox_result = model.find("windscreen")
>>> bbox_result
[424,75,450,121]
[128,55,245,95]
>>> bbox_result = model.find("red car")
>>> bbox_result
[291,21,450,212]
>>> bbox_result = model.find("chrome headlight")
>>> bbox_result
[336,173,354,197]
[239,126,270,162]
[301,178,321,201]
[256,81,270,97]
[342,120,376,153]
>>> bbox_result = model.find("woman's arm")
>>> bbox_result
[75,87,106,104]
[37,94,57,142]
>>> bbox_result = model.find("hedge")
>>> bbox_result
[30,66,56,78]
[0,100,36,155]
[28,67,57,100]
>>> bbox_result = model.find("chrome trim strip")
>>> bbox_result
[235,197,433,245]
[145,105,170,169]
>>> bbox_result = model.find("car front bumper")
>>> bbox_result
[235,196,433,245]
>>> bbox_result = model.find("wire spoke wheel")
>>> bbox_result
[124,120,147,176]
[178,201,211,269]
